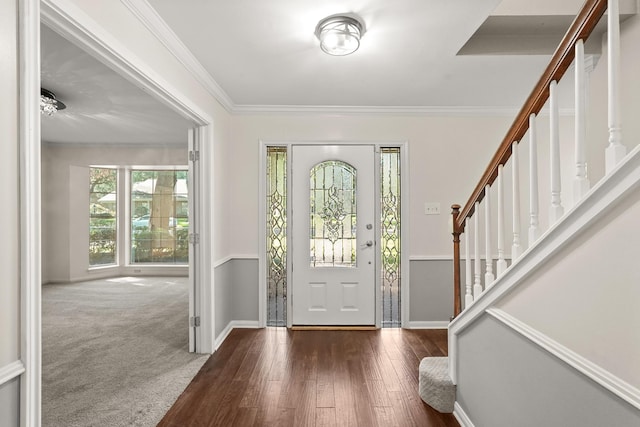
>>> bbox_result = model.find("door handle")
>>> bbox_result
[361,240,374,248]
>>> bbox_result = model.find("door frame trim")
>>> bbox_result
[20,2,218,423]
[39,0,216,355]
[259,141,410,328]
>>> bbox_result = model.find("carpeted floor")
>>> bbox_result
[42,276,209,427]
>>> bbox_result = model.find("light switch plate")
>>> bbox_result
[424,202,441,215]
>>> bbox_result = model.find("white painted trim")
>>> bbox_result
[453,401,475,427]
[448,144,640,384]
[399,142,411,328]
[120,0,234,112]
[406,321,449,329]
[213,320,261,351]
[487,308,640,410]
[230,320,261,329]
[85,1,578,118]
[258,142,268,328]
[234,105,576,117]
[233,105,522,116]
[409,255,454,261]
[213,256,233,269]
[42,140,187,149]
[214,322,234,351]
[213,255,259,269]
[259,141,409,329]
[40,0,217,357]
[41,1,209,125]
[20,1,41,425]
[198,124,215,354]
[409,255,507,261]
[0,361,26,387]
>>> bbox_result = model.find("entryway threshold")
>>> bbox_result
[290,325,377,331]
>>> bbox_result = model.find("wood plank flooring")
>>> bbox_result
[158,328,459,427]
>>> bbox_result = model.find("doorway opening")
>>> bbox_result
[264,144,403,328]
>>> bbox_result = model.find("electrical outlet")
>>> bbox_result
[424,202,441,215]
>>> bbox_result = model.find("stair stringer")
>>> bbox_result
[448,144,640,425]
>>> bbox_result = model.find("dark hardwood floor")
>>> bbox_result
[158,328,459,427]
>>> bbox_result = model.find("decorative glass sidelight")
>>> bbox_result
[310,161,357,268]
[381,148,401,327]
[266,147,288,326]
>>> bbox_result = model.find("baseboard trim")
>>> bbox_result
[453,402,475,427]
[487,308,640,411]
[291,325,377,331]
[0,360,25,386]
[213,320,261,350]
[407,321,449,329]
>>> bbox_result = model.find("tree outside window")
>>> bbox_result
[130,170,189,264]
[89,168,117,266]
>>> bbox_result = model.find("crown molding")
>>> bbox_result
[120,0,579,118]
[232,104,525,116]
[120,0,235,113]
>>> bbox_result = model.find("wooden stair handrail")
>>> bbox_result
[451,0,608,317]
[454,0,608,232]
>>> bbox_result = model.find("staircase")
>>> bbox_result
[420,0,640,424]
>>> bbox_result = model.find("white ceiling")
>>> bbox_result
[147,0,556,109]
[41,25,193,145]
[41,0,636,144]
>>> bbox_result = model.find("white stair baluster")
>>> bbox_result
[511,141,522,260]
[549,80,564,224]
[497,165,507,275]
[473,203,482,299]
[528,114,540,244]
[606,0,626,173]
[464,218,473,308]
[484,185,495,286]
[574,39,590,200]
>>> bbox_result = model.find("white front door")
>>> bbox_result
[291,145,376,325]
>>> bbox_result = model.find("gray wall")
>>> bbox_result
[214,257,456,338]
[0,378,20,427]
[409,259,507,322]
[214,258,260,338]
[214,259,234,337]
[410,259,455,322]
[231,259,259,322]
[457,315,640,427]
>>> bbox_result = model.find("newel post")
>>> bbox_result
[451,204,462,318]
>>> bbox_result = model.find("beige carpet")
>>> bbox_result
[42,276,209,427]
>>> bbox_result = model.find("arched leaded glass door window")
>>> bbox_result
[310,160,357,268]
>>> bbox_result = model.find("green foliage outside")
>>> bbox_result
[131,228,189,263]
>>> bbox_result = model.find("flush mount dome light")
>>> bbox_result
[315,14,365,56]
[40,88,66,116]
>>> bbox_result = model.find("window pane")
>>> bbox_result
[266,147,287,326]
[89,168,117,266]
[130,169,189,264]
[381,148,401,327]
[310,160,357,268]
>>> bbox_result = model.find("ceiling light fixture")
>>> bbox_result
[315,14,365,56]
[40,88,66,116]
